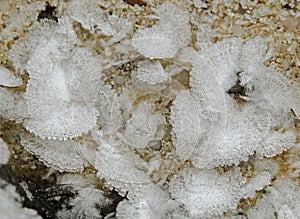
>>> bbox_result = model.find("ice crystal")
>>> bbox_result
[174,37,298,167]
[247,178,300,219]
[0,87,25,123]
[132,2,191,59]
[255,130,296,158]
[170,90,203,161]
[122,101,165,148]
[67,0,134,42]
[241,65,300,120]
[0,181,42,219]
[195,24,218,50]
[20,134,90,172]
[9,17,103,139]
[0,137,10,165]
[0,66,23,87]
[136,60,170,85]
[94,131,151,194]
[56,187,113,219]
[0,1,46,41]
[169,167,271,218]
[1,1,300,218]
[116,185,185,219]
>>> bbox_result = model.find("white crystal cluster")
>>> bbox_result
[0,0,300,218]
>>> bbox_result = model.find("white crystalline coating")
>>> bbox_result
[191,38,242,92]
[56,187,113,219]
[8,17,77,75]
[247,178,300,219]
[191,98,263,168]
[195,24,217,50]
[0,183,42,219]
[18,18,102,140]
[0,138,10,165]
[240,37,300,119]
[136,60,170,85]
[180,39,243,121]
[0,1,46,41]
[0,66,23,87]
[116,185,185,219]
[175,37,298,168]
[66,0,134,42]
[240,37,273,74]
[121,101,165,148]
[171,90,203,161]
[132,2,191,59]
[241,65,300,120]
[94,133,151,194]
[256,130,296,158]
[95,84,117,137]
[0,87,25,123]
[169,167,271,218]
[66,0,106,32]
[20,134,90,172]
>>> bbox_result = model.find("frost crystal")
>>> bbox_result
[0,137,10,165]
[136,60,170,85]
[247,178,300,219]
[132,2,191,59]
[122,101,165,148]
[67,0,134,42]
[255,130,296,158]
[56,187,113,219]
[94,132,151,194]
[171,90,203,161]
[173,37,298,167]
[12,17,103,139]
[0,66,23,87]
[0,181,42,219]
[0,87,25,123]
[241,65,300,120]
[116,185,184,219]
[1,2,300,218]
[0,1,46,41]
[191,38,242,93]
[169,167,271,218]
[21,134,90,172]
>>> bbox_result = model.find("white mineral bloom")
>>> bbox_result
[11,17,103,139]
[20,134,90,172]
[247,178,300,219]
[67,0,134,42]
[170,167,271,218]
[174,37,298,168]
[56,187,113,219]
[0,66,23,87]
[0,138,10,165]
[0,87,25,123]
[0,182,42,219]
[171,90,203,161]
[0,1,46,41]
[132,2,191,59]
[122,101,165,148]
[94,131,151,194]
[116,185,184,219]
[136,60,170,85]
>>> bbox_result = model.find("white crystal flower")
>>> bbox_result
[11,18,103,139]
[0,138,10,165]
[136,60,170,85]
[132,2,191,59]
[170,167,271,218]
[20,133,91,172]
[0,66,23,87]
[0,182,42,219]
